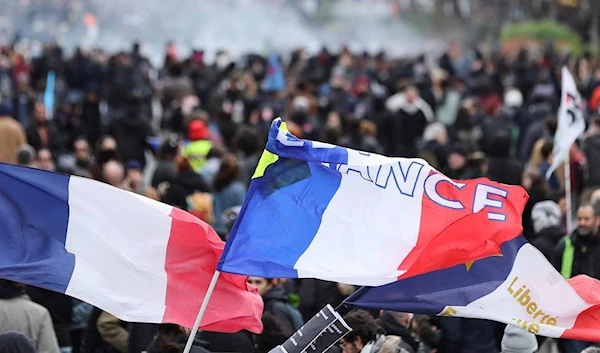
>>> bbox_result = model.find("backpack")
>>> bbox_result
[282,303,304,331]
[267,300,305,331]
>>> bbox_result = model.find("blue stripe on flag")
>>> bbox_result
[218,158,342,278]
[0,163,75,293]
[344,236,527,313]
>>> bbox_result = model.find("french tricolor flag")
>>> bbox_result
[0,163,263,333]
[218,119,529,286]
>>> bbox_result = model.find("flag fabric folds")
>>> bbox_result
[345,236,600,342]
[218,118,528,286]
[0,163,263,333]
[546,66,585,180]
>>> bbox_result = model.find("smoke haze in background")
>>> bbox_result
[0,0,451,64]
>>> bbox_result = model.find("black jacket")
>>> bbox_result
[298,279,347,322]
[552,231,600,279]
[438,317,499,353]
[128,323,158,353]
[26,286,72,348]
[108,116,151,167]
[532,226,565,261]
[486,157,523,186]
[377,313,418,353]
[198,331,254,353]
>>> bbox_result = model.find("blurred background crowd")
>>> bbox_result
[3,0,600,353]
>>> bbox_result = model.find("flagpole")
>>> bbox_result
[564,153,573,233]
[182,270,221,353]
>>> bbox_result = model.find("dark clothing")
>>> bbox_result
[82,307,113,353]
[552,230,600,279]
[486,157,523,186]
[298,279,347,322]
[151,160,177,188]
[0,331,37,353]
[263,285,295,334]
[522,188,547,241]
[532,226,565,261]
[146,333,209,353]
[26,286,72,348]
[438,317,499,353]
[377,313,418,353]
[338,135,383,154]
[198,331,254,353]
[25,122,62,154]
[539,162,560,190]
[108,117,151,168]
[584,134,600,188]
[128,323,158,353]
[387,109,430,157]
[161,170,211,209]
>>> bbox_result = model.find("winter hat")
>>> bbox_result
[501,325,538,353]
[504,88,524,108]
[187,120,210,141]
[531,200,561,234]
[0,331,36,353]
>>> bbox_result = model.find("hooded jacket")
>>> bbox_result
[263,285,295,334]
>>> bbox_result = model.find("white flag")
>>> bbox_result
[545,67,585,180]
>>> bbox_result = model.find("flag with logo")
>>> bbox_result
[545,67,585,180]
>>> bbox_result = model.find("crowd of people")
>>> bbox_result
[2,34,600,353]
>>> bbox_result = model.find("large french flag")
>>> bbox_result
[0,163,263,333]
[218,119,528,286]
[345,236,600,342]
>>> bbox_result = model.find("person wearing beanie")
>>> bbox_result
[501,325,538,353]
[182,119,213,173]
[531,200,565,260]
[0,102,27,164]
[0,331,37,353]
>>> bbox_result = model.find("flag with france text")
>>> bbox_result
[218,118,528,286]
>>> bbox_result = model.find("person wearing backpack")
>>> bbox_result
[247,277,304,333]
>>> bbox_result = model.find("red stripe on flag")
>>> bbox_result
[561,275,600,342]
[398,175,528,279]
[163,208,263,333]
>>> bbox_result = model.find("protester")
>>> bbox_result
[531,200,565,260]
[145,324,209,353]
[247,277,304,334]
[212,154,247,235]
[254,313,290,353]
[5,10,600,352]
[376,312,417,353]
[0,103,27,164]
[552,203,600,352]
[0,280,61,353]
[341,310,386,353]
